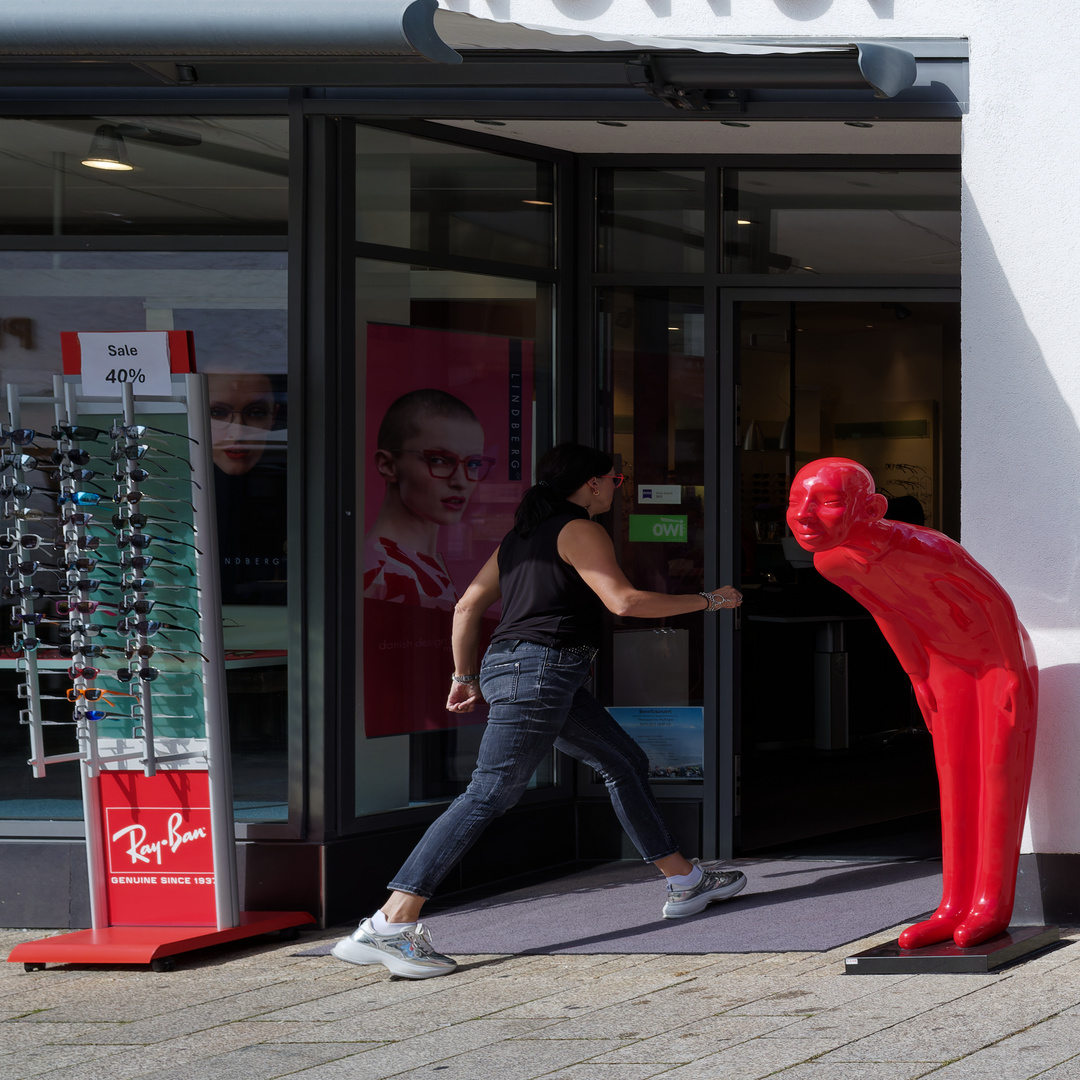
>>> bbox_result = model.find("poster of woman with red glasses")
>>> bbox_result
[362,323,533,737]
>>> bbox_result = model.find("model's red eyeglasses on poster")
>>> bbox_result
[597,474,625,488]
[385,448,496,482]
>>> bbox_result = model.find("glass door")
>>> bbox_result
[732,295,959,856]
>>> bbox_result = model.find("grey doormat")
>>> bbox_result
[304,858,943,955]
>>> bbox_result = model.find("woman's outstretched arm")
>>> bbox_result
[558,519,740,618]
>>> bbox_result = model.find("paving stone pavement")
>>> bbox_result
[2,923,1080,1080]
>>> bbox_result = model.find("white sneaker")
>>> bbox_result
[662,868,747,918]
[331,918,458,979]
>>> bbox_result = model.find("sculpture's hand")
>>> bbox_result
[913,679,938,729]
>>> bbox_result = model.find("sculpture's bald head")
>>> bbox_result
[786,458,887,552]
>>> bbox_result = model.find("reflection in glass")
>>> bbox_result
[597,170,705,274]
[356,125,554,267]
[737,300,958,853]
[0,250,290,823]
[600,286,707,721]
[0,117,288,235]
[723,170,960,275]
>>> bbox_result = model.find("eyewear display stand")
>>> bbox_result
[6,363,311,972]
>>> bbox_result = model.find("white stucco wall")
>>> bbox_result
[444,0,1080,855]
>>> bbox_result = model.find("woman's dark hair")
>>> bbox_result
[513,443,613,538]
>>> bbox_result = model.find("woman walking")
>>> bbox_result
[335,444,745,978]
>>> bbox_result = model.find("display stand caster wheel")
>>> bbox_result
[23,962,46,972]
[150,957,176,973]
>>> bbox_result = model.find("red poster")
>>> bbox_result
[362,324,533,737]
[99,770,216,927]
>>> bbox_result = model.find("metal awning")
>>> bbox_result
[0,1,964,109]
[0,0,460,62]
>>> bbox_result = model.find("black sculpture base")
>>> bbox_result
[845,925,1061,974]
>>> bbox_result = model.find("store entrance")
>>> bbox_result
[731,295,960,857]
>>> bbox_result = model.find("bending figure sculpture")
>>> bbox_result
[786,458,1038,950]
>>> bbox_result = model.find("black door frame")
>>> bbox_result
[719,285,961,856]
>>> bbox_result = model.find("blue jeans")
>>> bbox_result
[388,639,680,898]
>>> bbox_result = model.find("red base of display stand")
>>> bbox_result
[6,910,316,971]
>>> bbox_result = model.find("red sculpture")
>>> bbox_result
[786,458,1038,949]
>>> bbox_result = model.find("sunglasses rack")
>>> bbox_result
[3,375,222,793]
[10,366,314,972]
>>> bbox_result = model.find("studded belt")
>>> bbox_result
[562,642,598,661]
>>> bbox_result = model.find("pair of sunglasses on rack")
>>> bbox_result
[3,584,48,600]
[1,428,41,447]
[57,643,111,658]
[2,482,52,500]
[110,443,194,470]
[9,612,61,628]
[119,554,194,576]
[124,641,208,663]
[72,708,128,723]
[110,511,175,532]
[53,491,195,510]
[0,534,53,551]
[117,597,200,618]
[114,617,201,638]
[115,533,201,555]
[121,576,197,593]
[4,559,62,577]
[54,600,115,616]
[40,687,133,703]
[52,422,198,444]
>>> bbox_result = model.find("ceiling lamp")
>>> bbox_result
[81,125,133,171]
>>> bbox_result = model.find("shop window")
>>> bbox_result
[0,117,288,236]
[354,258,553,816]
[598,288,708,774]
[596,169,705,274]
[722,169,960,275]
[0,250,289,823]
[356,126,554,268]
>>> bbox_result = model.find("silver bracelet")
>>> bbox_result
[451,673,480,684]
[699,591,725,612]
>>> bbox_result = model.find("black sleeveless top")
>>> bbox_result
[491,503,604,650]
